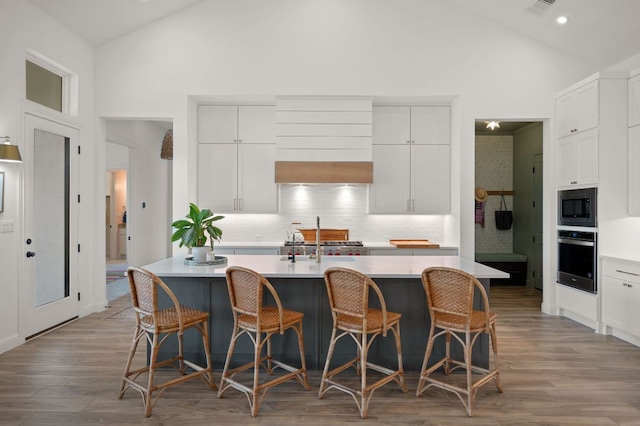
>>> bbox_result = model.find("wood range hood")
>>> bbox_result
[274,161,373,184]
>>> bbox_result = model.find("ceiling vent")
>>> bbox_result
[527,0,556,15]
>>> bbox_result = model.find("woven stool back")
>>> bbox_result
[324,267,370,319]
[226,266,264,317]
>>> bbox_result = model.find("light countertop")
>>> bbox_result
[215,241,459,250]
[142,254,508,280]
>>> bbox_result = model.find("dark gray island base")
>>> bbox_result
[145,255,506,371]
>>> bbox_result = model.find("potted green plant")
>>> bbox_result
[171,202,224,262]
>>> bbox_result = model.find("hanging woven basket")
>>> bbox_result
[160,129,173,160]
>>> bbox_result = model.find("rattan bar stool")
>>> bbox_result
[218,266,311,417]
[319,267,407,419]
[119,267,216,417]
[417,267,503,416]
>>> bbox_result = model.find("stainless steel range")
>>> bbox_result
[279,241,369,257]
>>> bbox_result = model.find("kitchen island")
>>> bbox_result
[142,255,508,371]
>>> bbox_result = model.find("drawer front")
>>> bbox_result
[602,259,640,284]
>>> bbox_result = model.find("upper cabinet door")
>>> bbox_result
[198,105,238,143]
[629,125,640,216]
[411,144,451,213]
[556,80,599,138]
[411,106,450,145]
[575,81,599,133]
[369,145,411,213]
[238,106,277,144]
[372,106,411,145]
[629,74,640,128]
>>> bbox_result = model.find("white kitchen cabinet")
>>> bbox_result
[602,258,640,345]
[198,143,277,213]
[197,104,277,213]
[629,72,640,127]
[629,125,640,216]
[556,80,599,138]
[370,105,450,214]
[368,247,457,256]
[370,144,450,214]
[215,247,279,255]
[198,105,276,144]
[372,105,450,145]
[556,128,599,188]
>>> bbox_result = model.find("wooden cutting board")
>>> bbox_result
[389,239,440,249]
[299,229,350,242]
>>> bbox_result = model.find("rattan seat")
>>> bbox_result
[319,267,407,419]
[218,266,311,417]
[417,267,503,416]
[119,267,216,417]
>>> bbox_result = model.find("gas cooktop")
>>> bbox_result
[283,240,364,247]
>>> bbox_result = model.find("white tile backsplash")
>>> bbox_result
[215,184,446,244]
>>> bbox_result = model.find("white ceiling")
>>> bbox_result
[28,0,640,69]
[28,0,206,46]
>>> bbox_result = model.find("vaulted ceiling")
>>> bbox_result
[27,0,640,74]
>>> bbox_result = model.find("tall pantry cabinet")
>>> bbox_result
[197,105,278,213]
[628,70,640,216]
[554,72,628,331]
[369,105,450,214]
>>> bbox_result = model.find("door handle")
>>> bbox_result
[26,251,36,258]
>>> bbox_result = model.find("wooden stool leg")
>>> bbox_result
[416,324,436,396]
[145,332,161,417]
[318,326,338,398]
[393,323,408,392]
[200,320,216,390]
[295,322,311,390]
[218,324,240,397]
[119,326,143,398]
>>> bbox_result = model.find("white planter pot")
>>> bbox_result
[192,246,210,262]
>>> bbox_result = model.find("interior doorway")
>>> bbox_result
[105,169,129,301]
[474,120,543,290]
[106,169,127,262]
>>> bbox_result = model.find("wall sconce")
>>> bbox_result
[484,121,501,131]
[0,136,22,163]
[160,129,173,160]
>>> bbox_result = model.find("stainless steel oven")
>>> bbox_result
[557,230,597,293]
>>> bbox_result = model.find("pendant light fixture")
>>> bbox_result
[484,121,501,131]
[0,136,22,163]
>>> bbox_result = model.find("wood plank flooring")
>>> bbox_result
[1,286,640,425]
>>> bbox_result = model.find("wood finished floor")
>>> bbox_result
[1,286,640,425]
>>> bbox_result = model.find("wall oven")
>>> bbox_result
[557,230,597,293]
[558,187,597,227]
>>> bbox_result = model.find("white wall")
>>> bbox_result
[0,0,96,353]
[94,0,594,261]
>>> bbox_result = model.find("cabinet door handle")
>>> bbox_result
[570,181,578,185]
[406,199,411,211]
[615,269,640,277]
[406,140,411,144]
[234,198,238,211]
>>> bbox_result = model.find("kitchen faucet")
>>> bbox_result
[289,222,302,263]
[316,216,321,263]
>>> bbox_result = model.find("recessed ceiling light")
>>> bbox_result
[556,16,568,24]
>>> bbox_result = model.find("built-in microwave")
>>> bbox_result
[558,187,597,227]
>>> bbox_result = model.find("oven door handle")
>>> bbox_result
[557,237,595,247]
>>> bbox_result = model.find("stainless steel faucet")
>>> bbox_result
[315,216,321,263]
